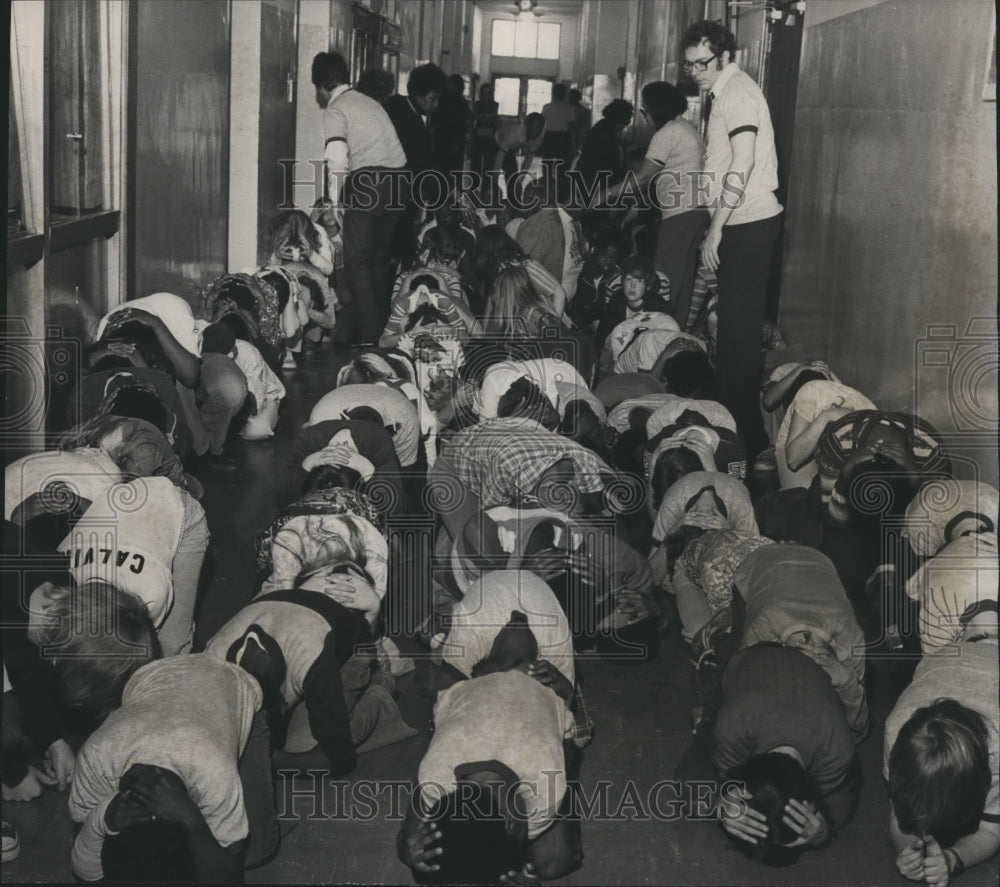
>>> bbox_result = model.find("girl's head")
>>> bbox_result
[619,257,658,309]
[889,698,991,847]
[726,753,827,866]
[640,81,689,129]
[303,464,365,494]
[475,226,525,281]
[268,210,319,257]
[486,266,549,337]
[40,581,161,724]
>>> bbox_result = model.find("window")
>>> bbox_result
[8,62,26,236]
[492,76,553,118]
[491,19,560,60]
[47,0,105,220]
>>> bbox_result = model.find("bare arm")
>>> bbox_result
[785,405,851,472]
[701,131,757,273]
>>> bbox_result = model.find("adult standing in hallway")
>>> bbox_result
[682,21,783,460]
[432,74,472,180]
[311,52,408,345]
[541,83,575,198]
[385,63,449,268]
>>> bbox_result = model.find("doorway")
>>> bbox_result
[492,75,553,119]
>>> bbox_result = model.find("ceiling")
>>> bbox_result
[474,0,586,18]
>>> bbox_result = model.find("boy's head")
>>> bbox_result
[41,580,161,724]
[590,226,625,272]
[619,257,658,309]
[889,699,991,846]
[525,112,546,142]
[726,753,826,866]
[420,774,528,885]
[497,376,560,430]
[651,447,704,510]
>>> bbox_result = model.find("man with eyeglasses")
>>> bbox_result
[681,21,783,462]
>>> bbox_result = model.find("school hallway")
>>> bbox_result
[1,343,994,887]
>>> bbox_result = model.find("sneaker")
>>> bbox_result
[753,445,778,473]
[1,820,20,863]
[689,608,734,671]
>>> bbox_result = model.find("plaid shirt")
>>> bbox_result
[441,417,612,508]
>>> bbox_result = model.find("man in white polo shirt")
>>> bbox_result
[682,21,783,461]
[311,52,408,345]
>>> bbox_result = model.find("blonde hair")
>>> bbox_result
[485,266,552,338]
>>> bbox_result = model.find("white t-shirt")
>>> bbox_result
[441,570,576,686]
[308,383,420,467]
[4,449,121,522]
[97,292,202,356]
[476,358,604,422]
[234,339,286,404]
[69,656,261,880]
[418,670,574,840]
[59,477,191,628]
[774,380,875,490]
[645,397,737,438]
[605,312,680,365]
[614,329,706,375]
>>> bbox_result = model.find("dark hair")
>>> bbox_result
[780,369,828,411]
[200,322,236,356]
[303,464,365,493]
[681,20,737,63]
[834,454,921,528]
[89,353,134,372]
[102,819,194,884]
[448,73,465,93]
[660,350,715,398]
[103,387,171,434]
[40,582,161,723]
[297,275,326,311]
[497,377,560,430]
[641,81,689,128]
[601,99,633,127]
[568,88,582,103]
[257,269,291,312]
[311,52,349,90]
[651,447,704,510]
[218,313,251,342]
[224,624,288,747]
[356,68,395,103]
[476,225,527,282]
[552,83,567,101]
[426,225,464,263]
[409,273,443,293]
[611,428,646,475]
[525,112,545,133]
[889,699,991,846]
[619,256,658,291]
[726,753,827,866]
[404,302,450,333]
[100,322,169,374]
[419,784,527,885]
[344,405,384,425]
[295,559,376,589]
[592,224,627,257]
[407,63,448,99]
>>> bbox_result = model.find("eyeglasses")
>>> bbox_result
[682,52,720,73]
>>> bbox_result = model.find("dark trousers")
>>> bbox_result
[343,169,407,343]
[655,208,711,331]
[715,214,782,458]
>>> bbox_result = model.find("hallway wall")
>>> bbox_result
[778,0,998,484]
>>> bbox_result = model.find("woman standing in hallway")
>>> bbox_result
[636,81,709,332]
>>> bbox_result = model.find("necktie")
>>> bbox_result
[701,92,714,141]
